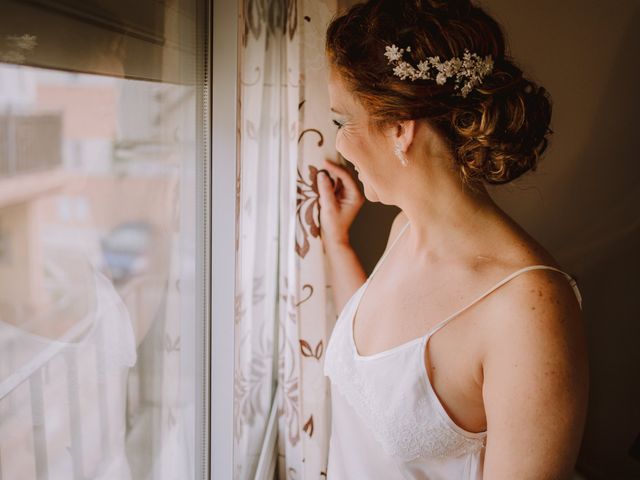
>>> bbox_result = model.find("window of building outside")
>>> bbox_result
[0,0,214,478]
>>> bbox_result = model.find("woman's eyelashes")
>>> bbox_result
[332,118,344,130]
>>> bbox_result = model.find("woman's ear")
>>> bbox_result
[392,119,416,153]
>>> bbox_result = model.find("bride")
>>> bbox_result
[317,0,589,478]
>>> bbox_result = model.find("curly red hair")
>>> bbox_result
[326,0,553,188]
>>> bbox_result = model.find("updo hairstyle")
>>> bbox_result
[326,0,553,188]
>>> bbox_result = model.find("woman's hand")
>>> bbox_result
[316,158,365,246]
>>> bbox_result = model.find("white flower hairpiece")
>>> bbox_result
[383,44,494,97]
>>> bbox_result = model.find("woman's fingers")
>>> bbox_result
[322,158,354,183]
[316,160,364,243]
[317,171,338,211]
[322,158,362,203]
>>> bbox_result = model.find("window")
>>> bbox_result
[0,0,213,478]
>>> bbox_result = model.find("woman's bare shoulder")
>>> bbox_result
[478,247,587,389]
[475,223,585,366]
[479,260,589,477]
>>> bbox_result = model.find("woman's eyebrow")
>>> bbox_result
[330,107,345,114]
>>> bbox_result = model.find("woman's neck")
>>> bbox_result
[397,171,508,264]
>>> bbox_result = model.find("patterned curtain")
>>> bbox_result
[234,0,339,478]
[277,2,340,478]
[234,2,296,477]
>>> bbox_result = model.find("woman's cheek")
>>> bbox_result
[335,131,345,157]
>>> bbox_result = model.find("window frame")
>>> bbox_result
[207,0,240,478]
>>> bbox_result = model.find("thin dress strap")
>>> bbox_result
[426,264,583,339]
[368,221,411,280]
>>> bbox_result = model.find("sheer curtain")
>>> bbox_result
[234,2,299,478]
[235,0,339,478]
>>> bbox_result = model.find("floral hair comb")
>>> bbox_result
[383,44,494,97]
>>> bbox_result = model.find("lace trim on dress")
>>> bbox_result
[324,313,486,462]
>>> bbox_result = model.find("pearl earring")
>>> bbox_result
[394,142,408,167]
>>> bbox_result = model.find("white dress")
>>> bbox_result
[323,221,583,479]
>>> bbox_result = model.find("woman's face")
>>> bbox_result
[327,68,396,203]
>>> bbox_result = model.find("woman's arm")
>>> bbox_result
[323,239,367,313]
[481,270,589,479]
[324,209,408,313]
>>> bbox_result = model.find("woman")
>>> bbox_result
[317,1,589,479]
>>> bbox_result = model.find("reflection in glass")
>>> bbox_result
[0,0,202,478]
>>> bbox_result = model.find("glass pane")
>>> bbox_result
[0,1,206,479]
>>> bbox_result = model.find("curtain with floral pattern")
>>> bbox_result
[234,0,339,478]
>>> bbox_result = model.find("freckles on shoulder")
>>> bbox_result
[480,269,589,477]
[480,269,587,367]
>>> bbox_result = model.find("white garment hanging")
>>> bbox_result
[0,268,136,480]
[323,221,583,479]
